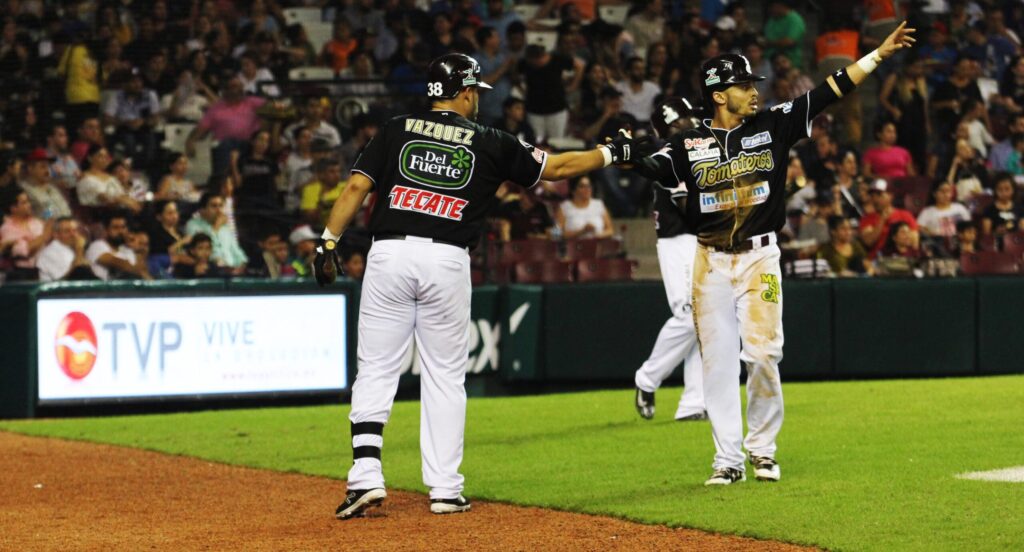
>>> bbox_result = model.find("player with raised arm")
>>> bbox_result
[635,23,915,485]
[315,53,656,519]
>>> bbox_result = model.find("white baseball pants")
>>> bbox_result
[634,234,705,418]
[692,242,784,471]
[346,237,471,500]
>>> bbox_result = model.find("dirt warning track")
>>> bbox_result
[0,432,816,551]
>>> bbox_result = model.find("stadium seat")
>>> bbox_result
[576,258,636,282]
[1003,231,1024,259]
[970,194,994,217]
[471,268,485,286]
[595,237,622,258]
[960,251,1019,275]
[978,234,998,252]
[485,264,514,284]
[598,5,630,24]
[891,176,932,217]
[563,239,599,261]
[305,21,333,53]
[515,261,574,284]
[162,124,195,152]
[289,66,335,81]
[501,239,559,264]
[283,8,321,25]
[526,31,557,52]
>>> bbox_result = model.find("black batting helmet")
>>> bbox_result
[651,97,701,139]
[700,53,766,95]
[426,53,493,99]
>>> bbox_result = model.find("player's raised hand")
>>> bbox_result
[313,238,344,287]
[605,129,658,165]
[878,21,916,60]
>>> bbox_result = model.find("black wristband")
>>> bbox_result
[828,68,856,97]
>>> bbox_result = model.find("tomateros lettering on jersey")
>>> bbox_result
[400,141,475,189]
[691,149,774,188]
[699,181,770,213]
[404,118,475,145]
[389,185,468,221]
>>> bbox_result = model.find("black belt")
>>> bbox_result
[374,234,468,249]
[702,234,772,254]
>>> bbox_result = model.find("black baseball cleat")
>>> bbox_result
[335,488,387,519]
[430,494,471,514]
[749,455,781,481]
[635,387,655,419]
[704,467,746,486]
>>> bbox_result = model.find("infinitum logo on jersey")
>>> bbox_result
[699,181,771,213]
[54,311,98,380]
[389,185,468,220]
[400,140,475,190]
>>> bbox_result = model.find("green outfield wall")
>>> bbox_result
[1,278,1022,418]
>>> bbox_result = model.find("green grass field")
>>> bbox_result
[3,376,1023,551]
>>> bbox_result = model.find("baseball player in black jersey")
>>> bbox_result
[316,53,656,519]
[632,98,707,422]
[640,24,915,485]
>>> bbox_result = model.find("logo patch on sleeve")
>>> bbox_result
[399,140,475,189]
[741,131,772,149]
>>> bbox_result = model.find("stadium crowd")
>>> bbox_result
[1,0,1023,284]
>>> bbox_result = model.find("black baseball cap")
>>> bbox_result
[701,54,767,93]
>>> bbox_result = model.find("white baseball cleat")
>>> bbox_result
[750,455,781,481]
[704,467,746,486]
[430,494,471,514]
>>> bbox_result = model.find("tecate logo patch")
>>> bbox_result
[389,185,468,220]
[699,181,770,213]
[684,137,716,149]
[55,311,98,380]
[741,131,772,149]
[399,140,475,189]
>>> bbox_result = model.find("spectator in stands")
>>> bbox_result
[475,26,514,125]
[493,97,537,146]
[818,215,869,277]
[162,69,213,123]
[797,192,835,247]
[284,96,341,148]
[250,230,295,279]
[996,55,1024,115]
[860,179,919,259]
[963,21,1015,80]
[232,129,281,249]
[140,51,177,98]
[37,216,95,282]
[237,51,280,98]
[583,86,643,217]
[288,224,319,277]
[764,0,806,69]
[917,182,971,239]
[989,114,1024,172]
[504,20,527,60]
[520,44,582,141]
[338,51,389,100]
[339,115,378,176]
[862,121,916,179]
[556,176,613,240]
[70,117,104,165]
[961,98,995,158]
[147,200,191,279]
[495,185,553,241]
[0,188,49,280]
[744,39,774,100]
[155,153,199,203]
[946,138,988,199]
[931,56,984,154]
[102,68,161,170]
[879,55,930,170]
[426,12,456,59]
[185,192,247,272]
[625,0,665,53]
[342,247,367,281]
[57,31,100,133]
[20,148,71,220]
[919,24,956,89]
[172,232,227,278]
[877,222,922,269]
[483,0,520,44]
[284,24,318,67]
[615,56,660,125]
[834,150,867,221]
[300,157,345,227]
[284,127,315,210]
[785,155,815,214]
[86,212,151,280]
[76,145,142,214]
[186,76,266,178]
[46,125,81,191]
[980,173,1024,237]
[322,16,358,72]
[645,42,681,98]
[578,61,614,123]
[951,220,979,256]
[771,52,813,100]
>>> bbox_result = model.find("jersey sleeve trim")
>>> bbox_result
[527,150,549,189]
[803,90,812,138]
[652,149,684,192]
[351,168,376,184]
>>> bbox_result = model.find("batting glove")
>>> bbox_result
[313,238,344,287]
[604,130,658,165]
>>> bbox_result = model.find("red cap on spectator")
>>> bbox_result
[25,148,53,163]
